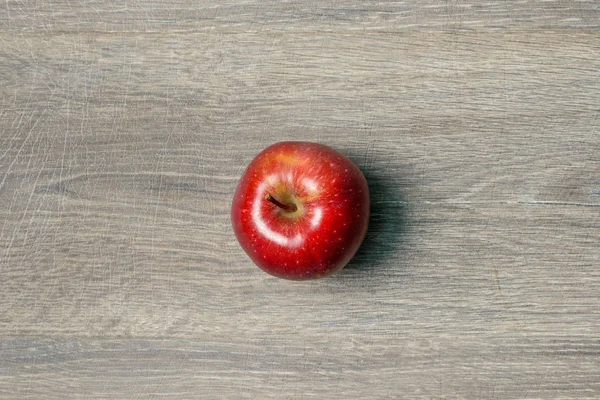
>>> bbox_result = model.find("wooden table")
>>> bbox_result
[1,1,599,398]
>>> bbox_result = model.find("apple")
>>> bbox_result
[231,141,370,280]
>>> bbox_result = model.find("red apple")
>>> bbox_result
[231,141,370,280]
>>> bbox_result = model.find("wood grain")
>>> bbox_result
[1,1,600,399]
[2,0,600,32]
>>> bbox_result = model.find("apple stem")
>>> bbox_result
[265,194,298,212]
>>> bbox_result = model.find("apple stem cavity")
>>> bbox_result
[265,194,298,213]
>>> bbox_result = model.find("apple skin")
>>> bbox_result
[231,141,369,280]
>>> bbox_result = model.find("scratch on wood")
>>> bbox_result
[494,267,503,297]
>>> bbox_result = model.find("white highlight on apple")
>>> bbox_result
[302,177,318,193]
[300,177,322,229]
[310,207,323,229]
[266,175,278,186]
[253,174,303,248]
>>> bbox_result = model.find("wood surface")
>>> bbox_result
[1,1,600,399]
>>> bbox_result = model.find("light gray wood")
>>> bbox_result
[1,336,598,399]
[1,1,600,399]
[2,0,600,32]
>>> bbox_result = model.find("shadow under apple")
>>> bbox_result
[344,159,410,272]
